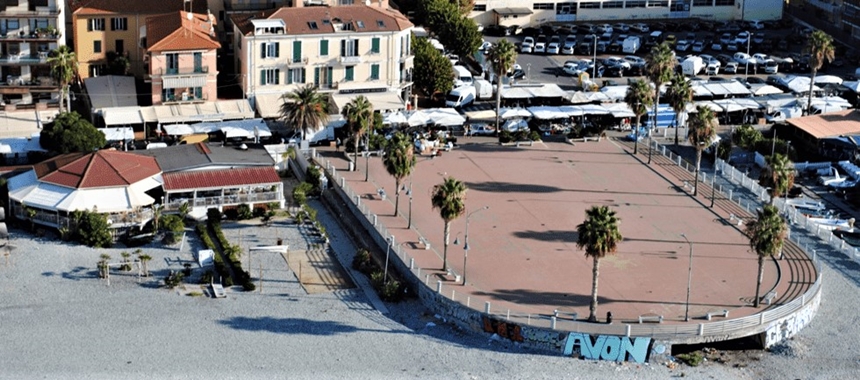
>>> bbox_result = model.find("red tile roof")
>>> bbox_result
[162,167,281,191]
[72,0,208,15]
[786,110,860,139]
[232,4,412,36]
[147,11,221,52]
[34,150,161,189]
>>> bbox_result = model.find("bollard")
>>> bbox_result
[626,325,632,337]
[467,296,470,307]
[372,214,378,226]
[485,301,491,314]
[437,280,442,293]
[728,189,733,200]
[554,309,559,317]
[417,268,421,277]
[355,195,361,206]
[528,314,531,325]
[698,324,705,335]
[425,274,429,284]
[341,177,345,187]
[410,258,415,270]
[506,309,510,320]
[452,290,455,300]
[551,316,557,329]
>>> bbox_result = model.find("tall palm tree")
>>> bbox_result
[280,84,330,141]
[341,95,374,169]
[576,205,623,322]
[646,42,676,149]
[761,153,795,204]
[47,45,77,113]
[488,39,517,132]
[688,105,718,196]
[431,177,467,272]
[665,73,693,146]
[624,79,654,154]
[806,30,835,114]
[382,132,416,217]
[745,205,787,308]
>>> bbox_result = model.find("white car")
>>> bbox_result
[691,41,705,53]
[723,62,738,73]
[613,23,630,32]
[733,52,752,65]
[604,56,631,70]
[547,42,561,55]
[752,53,768,63]
[623,55,646,67]
[630,23,649,33]
[562,62,585,76]
[562,35,577,55]
[735,31,750,45]
[534,41,546,53]
[675,40,690,52]
[699,54,721,68]
[706,65,719,76]
[521,37,534,53]
[719,33,733,45]
[597,24,613,34]
[763,59,779,74]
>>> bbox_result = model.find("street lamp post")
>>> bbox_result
[405,185,413,229]
[745,32,751,78]
[364,133,371,182]
[383,236,394,284]
[710,142,719,208]
[681,233,693,322]
[462,206,489,285]
[591,34,598,80]
[527,63,531,85]
[786,140,791,157]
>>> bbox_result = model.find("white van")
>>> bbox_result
[453,65,473,88]
[445,86,476,108]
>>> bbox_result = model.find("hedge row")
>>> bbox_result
[208,219,255,291]
[195,223,232,286]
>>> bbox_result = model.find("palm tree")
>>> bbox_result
[624,79,654,154]
[488,40,517,132]
[431,177,467,272]
[178,201,190,220]
[745,205,787,308]
[665,73,693,146]
[576,205,623,322]
[341,95,374,169]
[47,45,77,113]
[805,30,835,114]
[761,153,795,204]
[279,84,330,141]
[688,105,718,196]
[138,254,152,277]
[382,132,416,217]
[151,204,163,232]
[646,42,676,148]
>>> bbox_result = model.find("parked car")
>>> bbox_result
[735,31,750,45]
[578,23,596,34]
[675,39,690,52]
[562,35,577,55]
[521,36,534,53]
[726,41,739,52]
[706,65,719,76]
[716,54,734,65]
[700,54,721,68]
[547,36,561,54]
[733,52,752,65]
[711,42,723,51]
[691,40,705,53]
[467,123,496,136]
[719,33,733,45]
[604,56,632,70]
[723,62,739,73]
[752,32,766,45]
[763,59,779,74]
[664,34,677,46]
[534,41,547,54]
[630,23,649,33]
[597,24,613,34]
[613,23,630,32]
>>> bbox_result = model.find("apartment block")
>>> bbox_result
[0,0,66,107]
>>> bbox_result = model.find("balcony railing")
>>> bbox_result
[340,55,362,64]
[163,191,282,211]
[0,31,60,41]
[162,92,208,104]
[1,76,57,88]
[290,57,309,65]
[154,66,209,76]
[0,8,61,17]
[0,53,48,64]
[13,204,155,229]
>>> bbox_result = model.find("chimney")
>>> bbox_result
[293,0,303,8]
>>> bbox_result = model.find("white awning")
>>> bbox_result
[100,106,143,126]
[499,107,533,118]
[528,84,567,98]
[254,93,283,119]
[604,103,636,118]
[424,108,466,126]
[98,127,134,141]
[501,87,533,99]
[140,106,158,122]
[383,111,409,124]
[163,76,208,89]
[331,91,405,113]
[527,106,568,120]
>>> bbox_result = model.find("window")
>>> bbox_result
[115,39,124,54]
[692,0,711,5]
[371,37,380,54]
[603,1,624,8]
[308,21,318,29]
[320,39,329,56]
[556,2,577,14]
[626,0,647,8]
[357,21,365,29]
[292,41,302,63]
[261,42,280,58]
[671,0,689,11]
[370,64,380,80]
[93,40,102,53]
[341,39,359,56]
[88,18,105,31]
[647,0,668,7]
[377,20,386,27]
[111,17,127,31]
[473,4,487,11]
[344,66,354,81]
[714,0,734,5]
[6,19,19,31]
[35,19,48,29]
[287,68,306,84]
[166,53,178,74]
[533,3,554,9]
[261,69,280,85]
[579,2,600,9]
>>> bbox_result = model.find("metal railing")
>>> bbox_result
[311,141,824,340]
[163,192,281,211]
[156,66,209,76]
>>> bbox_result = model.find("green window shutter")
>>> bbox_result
[371,64,379,80]
[274,42,280,58]
[371,37,380,53]
[293,41,301,63]
[301,68,306,83]
[345,66,354,82]
[287,70,293,84]
[327,67,333,86]
[340,40,345,56]
[275,69,280,85]
[261,43,266,59]
[314,67,320,86]
[260,70,266,85]
[320,40,329,56]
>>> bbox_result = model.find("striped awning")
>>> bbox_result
[163,75,207,89]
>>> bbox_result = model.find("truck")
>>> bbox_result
[473,79,493,100]
[622,36,640,54]
[681,56,704,76]
[445,86,476,108]
[453,65,473,88]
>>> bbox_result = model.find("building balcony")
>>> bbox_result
[152,66,210,77]
[162,92,208,105]
[0,8,61,18]
[0,30,61,42]
[163,191,283,211]
[13,204,154,230]
[0,76,59,94]
[289,56,309,66]
[0,52,48,65]
[340,55,363,64]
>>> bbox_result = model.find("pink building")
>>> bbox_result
[146,11,220,105]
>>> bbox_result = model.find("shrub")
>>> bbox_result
[306,166,322,193]
[222,276,234,287]
[293,182,313,205]
[77,211,112,248]
[302,204,318,222]
[676,351,704,367]
[498,130,513,143]
[529,131,541,141]
[161,214,185,244]
[236,203,253,220]
[242,281,256,291]
[206,208,222,225]
[199,270,213,285]
[253,206,267,218]
[352,248,373,274]
[732,124,762,150]
[164,271,183,288]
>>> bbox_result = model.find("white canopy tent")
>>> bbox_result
[604,103,636,118]
[578,104,611,115]
[528,84,568,98]
[778,76,822,94]
[383,111,408,125]
[499,107,533,118]
[527,106,569,120]
[748,84,784,96]
[501,87,533,99]
[600,85,629,102]
[405,110,431,126]
[565,91,593,104]
[98,127,135,141]
[814,75,843,85]
[558,105,585,117]
[424,108,467,126]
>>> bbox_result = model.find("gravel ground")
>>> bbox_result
[0,198,858,379]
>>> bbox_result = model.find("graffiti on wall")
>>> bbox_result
[482,316,523,342]
[764,293,820,348]
[562,333,652,363]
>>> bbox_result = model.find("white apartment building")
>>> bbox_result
[472,0,783,28]
[231,3,413,119]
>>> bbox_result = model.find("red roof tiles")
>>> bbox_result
[34,150,161,189]
[146,11,221,52]
[162,167,280,191]
[232,4,412,36]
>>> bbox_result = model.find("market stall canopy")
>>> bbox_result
[565,91,593,104]
[748,84,784,96]
[578,104,611,115]
[424,108,466,126]
[694,101,724,112]
[528,84,567,98]
[330,91,406,114]
[527,106,569,120]
[600,85,629,102]
[584,91,611,102]
[405,110,431,126]
[501,86,533,99]
[499,107,532,119]
[149,100,254,124]
[100,106,144,126]
[814,75,843,85]
[604,103,635,118]
[463,109,497,120]
[778,76,822,94]
[383,111,408,125]
[98,127,135,141]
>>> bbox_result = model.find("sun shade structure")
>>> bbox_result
[786,109,860,139]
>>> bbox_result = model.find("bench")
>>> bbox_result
[706,309,729,320]
[419,237,431,250]
[763,291,778,305]
[638,314,663,324]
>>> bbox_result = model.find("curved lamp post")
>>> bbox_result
[454,206,489,286]
[681,233,693,322]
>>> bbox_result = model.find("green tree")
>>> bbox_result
[341,95,374,170]
[805,30,835,114]
[47,45,77,113]
[413,36,454,97]
[688,106,719,196]
[161,214,185,244]
[105,51,130,76]
[646,42,676,148]
[760,153,795,204]
[280,84,330,141]
[39,112,106,153]
[151,204,163,232]
[453,0,475,14]
[444,15,482,59]
[745,205,787,308]
[431,177,467,271]
[383,132,416,217]
[732,124,762,149]
[178,201,190,220]
[488,39,517,132]
[665,73,693,146]
[576,206,622,322]
[78,211,112,248]
[138,253,152,277]
[624,79,654,154]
